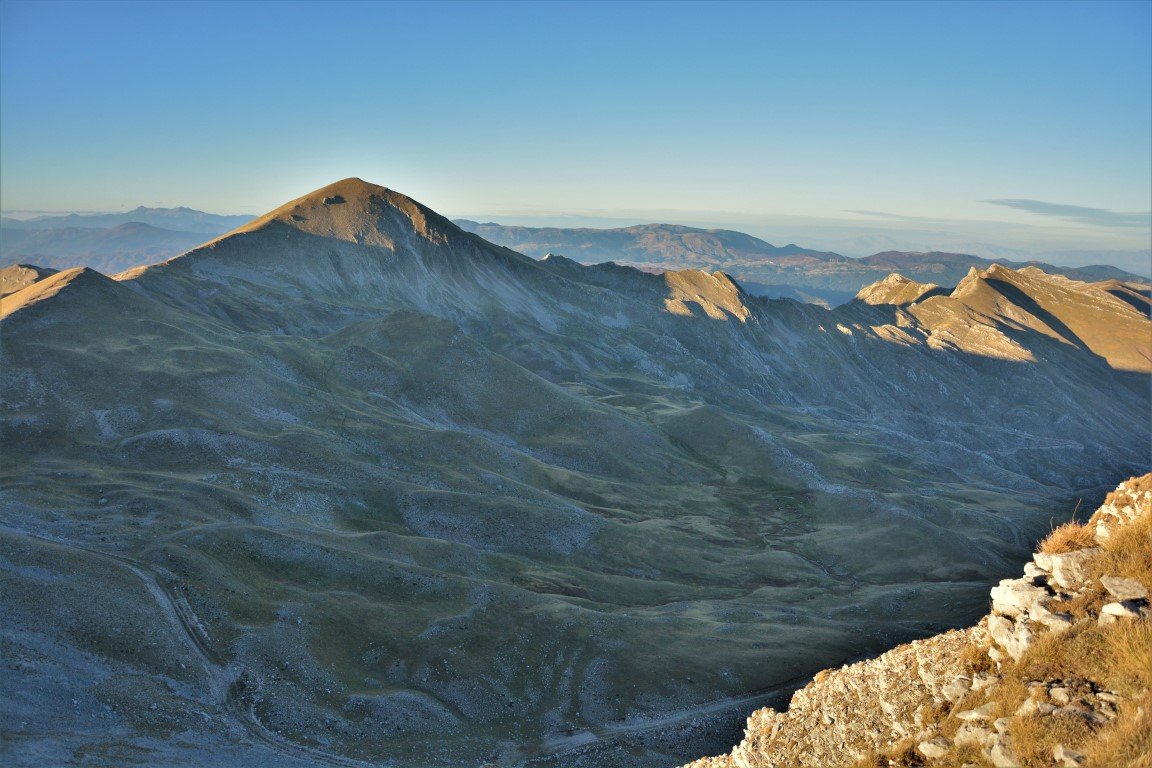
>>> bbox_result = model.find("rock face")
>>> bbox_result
[2,178,1150,768]
[854,273,944,306]
[872,264,1152,372]
[681,475,1152,768]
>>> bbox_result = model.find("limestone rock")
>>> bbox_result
[942,674,972,703]
[987,615,1036,660]
[1015,697,1056,717]
[987,735,1019,767]
[956,702,997,721]
[1047,548,1100,591]
[1029,602,1074,632]
[1053,744,1087,767]
[918,736,951,759]
[1101,575,1148,601]
[1022,561,1049,583]
[1101,601,1143,619]
[954,721,993,747]
[990,578,1048,618]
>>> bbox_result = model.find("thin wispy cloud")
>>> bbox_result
[847,210,927,221]
[984,199,1151,229]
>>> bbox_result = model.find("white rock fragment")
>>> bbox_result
[956,701,997,721]
[990,579,1048,618]
[1053,743,1087,767]
[987,735,1020,767]
[1015,697,1056,717]
[954,721,992,747]
[1101,601,1142,620]
[1100,575,1148,601]
[918,735,951,759]
[1047,548,1100,591]
[942,674,972,703]
[1029,602,1074,632]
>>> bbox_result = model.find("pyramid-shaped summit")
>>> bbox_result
[219,177,468,249]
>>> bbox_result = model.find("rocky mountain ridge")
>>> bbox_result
[682,474,1151,768]
[2,178,1148,767]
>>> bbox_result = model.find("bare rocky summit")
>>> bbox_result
[682,475,1152,768]
[851,265,1152,372]
[854,273,945,306]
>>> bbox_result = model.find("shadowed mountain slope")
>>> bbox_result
[2,178,1148,768]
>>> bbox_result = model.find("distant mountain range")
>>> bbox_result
[455,220,1149,300]
[1,207,253,273]
[1,206,253,233]
[2,209,1144,305]
[2,178,1148,767]
[0,222,214,274]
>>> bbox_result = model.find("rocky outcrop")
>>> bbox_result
[682,474,1152,768]
[855,273,944,306]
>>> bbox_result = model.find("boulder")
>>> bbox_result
[990,578,1049,618]
[1022,562,1049,584]
[1101,601,1143,620]
[918,736,951,759]
[1100,575,1148,601]
[988,735,1020,767]
[1047,548,1100,591]
[942,675,972,703]
[956,702,997,721]
[954,721,993,747]
[1015,697,1056,717]
[988,615,1036,660]
[1029,602,1074,632]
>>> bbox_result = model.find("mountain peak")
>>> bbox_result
[216,177,459,249]
[855,272,943,306]
[0,266,119,319]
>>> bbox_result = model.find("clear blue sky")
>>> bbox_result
[2,0,1150,256]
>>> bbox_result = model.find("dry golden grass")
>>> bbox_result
[864,497,1151,767]
[1011,709,1096,765]
[1011,623,1111,685]
[1051,509,1151,622]
[959,640,996,675]
[1101,620,1152,694]
[1039,519,1097,554]
[1086,692,1152,768]
[1103,474,1152,508]
[1093,509,1152,589]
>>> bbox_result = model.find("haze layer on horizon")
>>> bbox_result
[2,0,1149,263]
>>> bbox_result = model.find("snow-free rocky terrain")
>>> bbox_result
[682,474,1152,768]
[1,178,1149,767]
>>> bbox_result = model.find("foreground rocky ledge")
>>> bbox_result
[682,475,1152,768]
